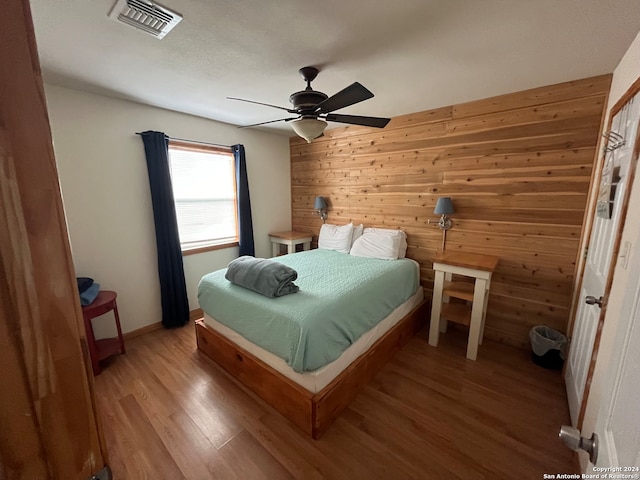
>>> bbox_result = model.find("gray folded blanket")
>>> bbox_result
[225,256,299,297]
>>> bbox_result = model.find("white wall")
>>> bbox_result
[45,85,291,336]
[580,27,640,456]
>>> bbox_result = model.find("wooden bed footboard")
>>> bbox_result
[195,299,428,439]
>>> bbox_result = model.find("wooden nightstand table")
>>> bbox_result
[81,290,126,375]
[428,251,499,361]
[269,231,313,257]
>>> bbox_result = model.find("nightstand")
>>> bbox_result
[81,290,126,375]
[269,231,312,257]
[428,251,499,361]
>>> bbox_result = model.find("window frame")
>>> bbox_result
[168,140,239,256]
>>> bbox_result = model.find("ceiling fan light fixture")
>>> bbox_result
[290,117,327,143]
[229,66,389,135]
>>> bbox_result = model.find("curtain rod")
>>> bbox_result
[135,132,231,149]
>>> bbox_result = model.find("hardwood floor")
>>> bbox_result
[94,323,578,479]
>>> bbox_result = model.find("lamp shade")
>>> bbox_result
[434,197,455,215]
[291,117,327,143]
[314,196,327,210]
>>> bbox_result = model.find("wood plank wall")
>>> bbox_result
[290,75,611,349]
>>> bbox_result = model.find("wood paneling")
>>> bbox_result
[291,75,611,349]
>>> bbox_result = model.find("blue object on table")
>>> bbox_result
[80,283,100,306]
[76,277,94,293]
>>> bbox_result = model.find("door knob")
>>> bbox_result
[585,295,604,307]
[559,425,598,464]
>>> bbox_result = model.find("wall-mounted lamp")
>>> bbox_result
[314,196,328,223]
[434,197,455,230]
[429,197,455,251]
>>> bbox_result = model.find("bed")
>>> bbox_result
[195,247,427,439]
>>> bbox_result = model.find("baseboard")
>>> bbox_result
[123,321,163,341]
[123,309,203,340]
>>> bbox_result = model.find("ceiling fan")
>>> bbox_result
[228,66,391,143]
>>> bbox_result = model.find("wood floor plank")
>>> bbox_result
[347,388,491,479]
[141,398,226,480]
[177,385,245,450]
[319,417,425,480]
[218,430,294,480]
[117,394,186,480]
[168,410,242,479]
[93,324,578,479]
[257,412,350,480]
[136,341,246,449]
[237,414,326,480]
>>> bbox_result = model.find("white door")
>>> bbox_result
[565,96,640,424]
[587,247,640,471]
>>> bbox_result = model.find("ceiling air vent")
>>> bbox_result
[108,0,182,39]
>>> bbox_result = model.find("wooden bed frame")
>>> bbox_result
[195,298,428,439]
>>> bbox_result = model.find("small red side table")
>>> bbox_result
[81,290,125,375]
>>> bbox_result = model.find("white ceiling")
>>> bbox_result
[30,0,640,136]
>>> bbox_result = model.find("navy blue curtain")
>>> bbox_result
[232,144,255,257]
[140,131,189,328]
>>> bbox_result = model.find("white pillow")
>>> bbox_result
[362,228,408,258]
[351,224,364,246]
[350,231,402,260]
[318,223,354,254]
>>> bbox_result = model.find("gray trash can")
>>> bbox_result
[529,325,567,370]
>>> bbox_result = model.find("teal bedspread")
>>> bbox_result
[197,249,419,373]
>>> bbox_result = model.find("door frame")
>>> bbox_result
[566,76,640,429]
[0,0,108,477]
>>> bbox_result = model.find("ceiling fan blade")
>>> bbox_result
[325,113,390,128]
[239,117,298,128]
[228,97,297,114]
[316,82,374,113]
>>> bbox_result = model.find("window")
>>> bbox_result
[168,140,238,253]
